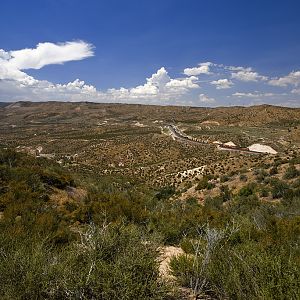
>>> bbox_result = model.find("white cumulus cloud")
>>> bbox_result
[232,92,274,98]
[183,62,212,76]
[269,71,300,87]
[0,50,11,60]
[108,68,200,99]
[199,93,216,104]
[211,78,233,89]
[0,41,101,102]
[166,76,199,91]
[129,67,169,97]
[231,70,268,82]
[146,67,170,88]
[224,65,252,72]
[0,41,94,82]
[291,88,300,94]
[7,41,93,71]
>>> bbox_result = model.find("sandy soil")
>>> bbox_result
[158,246,184,280]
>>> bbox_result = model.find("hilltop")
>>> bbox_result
[1,101,300,127]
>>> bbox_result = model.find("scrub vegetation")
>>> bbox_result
[0,102,300,299]
[0,148,299,299]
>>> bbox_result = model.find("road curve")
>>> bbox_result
[167,124,263,155]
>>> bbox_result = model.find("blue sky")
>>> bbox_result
[0,0,300,106]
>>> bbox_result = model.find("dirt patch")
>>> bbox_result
[158,246,184,280]
[201,121,220,126]
[50,187,87,207]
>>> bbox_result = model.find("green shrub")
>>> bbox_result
[255,169,268,183]
[180,239,195,254]
[155,186,175,200]
[270,179,290,199]
[0,223,168,300]
[234,195,260,214]
[40,168,75,189]
[170,254,198,287]
[0,149,21,168]
[207,243,300,300]
[269,166,278,175]
[220,175,230,183]
[195,176,214,190]
[219,185,231,202]
[204,196,223,210]
[238,183,256,197]
[284,165,300,179]
[239,174,248,182]
[170,223,300,300]
[292,179,300,189]
[260,187,269,197]
[186,197,199,206]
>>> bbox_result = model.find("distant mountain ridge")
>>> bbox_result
[1,101,299,127]
[0,102,11,108]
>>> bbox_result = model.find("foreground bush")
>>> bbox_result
[170,220,300,300]
[0,223,168,300]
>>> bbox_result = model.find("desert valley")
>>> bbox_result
[0,102,299,299]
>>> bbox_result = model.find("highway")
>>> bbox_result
[167,124,263,155]
[167,125,208,145]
